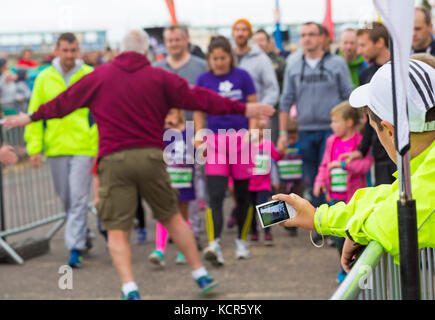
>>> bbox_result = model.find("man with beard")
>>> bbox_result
[232,19,279,109]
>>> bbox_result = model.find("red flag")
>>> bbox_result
[165,0,178,25]
[322,0,334,41]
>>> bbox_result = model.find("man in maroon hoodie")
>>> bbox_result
[5,29,274,300]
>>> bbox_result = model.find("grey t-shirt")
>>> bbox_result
[153,55,207,120]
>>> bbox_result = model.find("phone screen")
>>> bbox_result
[256,200,295,228]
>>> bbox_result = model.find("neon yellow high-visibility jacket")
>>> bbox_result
[24,64,98,157]
[315,140,435,264]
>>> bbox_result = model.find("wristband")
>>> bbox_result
[340,161,346,169]
[27,112,34,122]
[279,130,287,136]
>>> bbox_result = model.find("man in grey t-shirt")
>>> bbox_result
[153,25,206,121]
[153,25,207,252]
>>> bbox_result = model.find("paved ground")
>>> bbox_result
[0,197,341,300]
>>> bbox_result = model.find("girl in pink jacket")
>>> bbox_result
[314,101,372,204]
[313,101,372,283]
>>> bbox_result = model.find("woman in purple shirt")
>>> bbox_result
[194,36,257,265]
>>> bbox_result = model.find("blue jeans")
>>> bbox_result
[298,129,332,208]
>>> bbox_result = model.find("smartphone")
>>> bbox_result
[255,200,296,228]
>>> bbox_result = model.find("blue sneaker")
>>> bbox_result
[136,228,147,244]
[196,274,218,295]
[175,251,187,264]
[149,249,165,267]
[336,268,347,283]
[121,290,141,300]
[69,249,83,268]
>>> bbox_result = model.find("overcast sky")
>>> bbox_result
[0,0,408,43]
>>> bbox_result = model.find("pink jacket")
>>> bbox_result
[314,133,373,203]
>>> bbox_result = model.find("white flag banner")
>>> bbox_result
[373,0,414,153]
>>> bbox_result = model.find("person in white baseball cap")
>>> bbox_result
[348,56,435,163]
[270,54,435,271]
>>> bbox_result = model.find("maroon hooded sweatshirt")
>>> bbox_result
[31,52,246,161]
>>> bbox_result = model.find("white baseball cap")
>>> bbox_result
[349,59,435,132]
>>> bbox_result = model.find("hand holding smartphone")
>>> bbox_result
[255,200,296,228]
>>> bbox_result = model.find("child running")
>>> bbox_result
[148,108,196,266]
[194,35,257,265]
[249,116,283,245]
[313,101,372,282]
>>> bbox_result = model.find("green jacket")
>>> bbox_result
[24,64,98,157]
[338,52,368,88]
[315,140,435,264]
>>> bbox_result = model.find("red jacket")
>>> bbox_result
[31,52,246,161]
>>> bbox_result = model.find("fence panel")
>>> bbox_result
[331,242,435,300]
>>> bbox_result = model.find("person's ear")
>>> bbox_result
[381,120,395,138]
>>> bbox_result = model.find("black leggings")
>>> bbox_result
[206,176,252,240]
[250,190,271,235]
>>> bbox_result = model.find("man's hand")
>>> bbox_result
[271,193,316,230]
[30,153,42,168]
[341,237,365,273]
[0,145,18,165]
[339,150,363,163]
[245,103,275,119]
[4,112,32,129]
[327,160,342,171]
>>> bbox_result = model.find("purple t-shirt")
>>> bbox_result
[196,67,256,133]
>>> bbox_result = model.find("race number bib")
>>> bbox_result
[330,168,347,193]
[167,167,193,189]
[254,154,271,175]
[277,159,302,180]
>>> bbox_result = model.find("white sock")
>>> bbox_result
[191,266,208,280]
[122,281,138,295]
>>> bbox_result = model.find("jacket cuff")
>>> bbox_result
[314,204,330,235]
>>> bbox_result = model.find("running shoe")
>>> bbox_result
[196,274,218,295]
[250,233,259,242]
[136,228,147,244]
[148,249,166,267]
[235,239,250,259]
[121,290,141,300]
[264,233,274,246]
[175,251,187,264]
[68,249,83,268]
[199,198,207,210]
[203,240,224,266]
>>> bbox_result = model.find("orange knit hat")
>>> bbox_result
[232,18,253,36]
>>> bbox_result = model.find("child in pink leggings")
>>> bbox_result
[148,109,196,267]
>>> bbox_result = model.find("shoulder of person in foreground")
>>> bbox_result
[317,140,435,260]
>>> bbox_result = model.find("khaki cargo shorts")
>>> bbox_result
[96,148,179,230]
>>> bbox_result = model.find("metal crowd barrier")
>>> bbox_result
[330,241,435,300]
[0,105,66,264]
